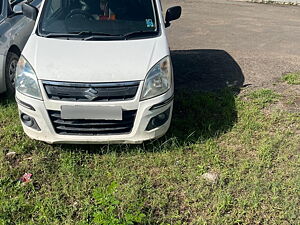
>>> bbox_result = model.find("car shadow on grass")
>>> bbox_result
[61,49,244,153]
[0,93,15,107]
[168,49,244,143]
[172,49,244,91]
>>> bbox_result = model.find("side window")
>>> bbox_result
[7,0,14,16]
[8,0,26,6]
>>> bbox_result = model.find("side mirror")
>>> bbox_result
[165,6,182,28]
[13,4,23,15]
[22,3,38,21]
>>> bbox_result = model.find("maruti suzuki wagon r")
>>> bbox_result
[15,0,181,144]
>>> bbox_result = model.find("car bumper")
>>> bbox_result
[16,87,173,144]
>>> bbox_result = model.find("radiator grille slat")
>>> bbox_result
[43,81,140,102]
[48,110,137,136]
[52,119,133,127]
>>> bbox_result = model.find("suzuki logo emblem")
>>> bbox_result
[84,88,99,101]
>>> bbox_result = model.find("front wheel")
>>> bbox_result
[5,52,19,96]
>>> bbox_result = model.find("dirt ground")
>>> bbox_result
[162,0,300,102]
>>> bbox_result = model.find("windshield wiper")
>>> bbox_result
[40,31,122,40]
[69,31,116,36]
[69,31,123,40]
[122,30,159,40]
[41,33,80,38]
[41,31,158,40]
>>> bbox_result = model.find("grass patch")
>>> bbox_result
[247,88,280,108]
[0,88,299,224]
[282,72,300,85]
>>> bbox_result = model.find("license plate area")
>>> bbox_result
[61,105,122,120]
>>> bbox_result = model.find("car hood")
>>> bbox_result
[23,35,169,83]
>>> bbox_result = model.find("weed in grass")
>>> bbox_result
[281,72,300,85]
[92,182,145,225]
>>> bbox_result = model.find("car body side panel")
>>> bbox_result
[6,15,35,53]
[0,0,8,92]
[0,0,41,93]
[0,13,11,93]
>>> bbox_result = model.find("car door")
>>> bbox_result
[0,0,13,93]
[0,0,12,56]
[6,0,36,52]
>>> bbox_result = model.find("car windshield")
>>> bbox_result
[37,0,158,39]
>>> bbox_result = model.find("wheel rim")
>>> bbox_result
[8,59,18,87]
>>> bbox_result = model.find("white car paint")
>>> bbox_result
[23,35,169,83]
[17,0,180,144]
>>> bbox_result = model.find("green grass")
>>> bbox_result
[0,88,299,224]
[282,72,300,85]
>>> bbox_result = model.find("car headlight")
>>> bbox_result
[141,56,172,100]
[15,56,42,100]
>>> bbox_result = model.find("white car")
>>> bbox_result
[15,0,181,144]
[0,0,41,95]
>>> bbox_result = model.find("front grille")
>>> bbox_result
[48,110,137,136]
[43,81,140,102]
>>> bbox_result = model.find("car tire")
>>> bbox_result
[5,51,19,96]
